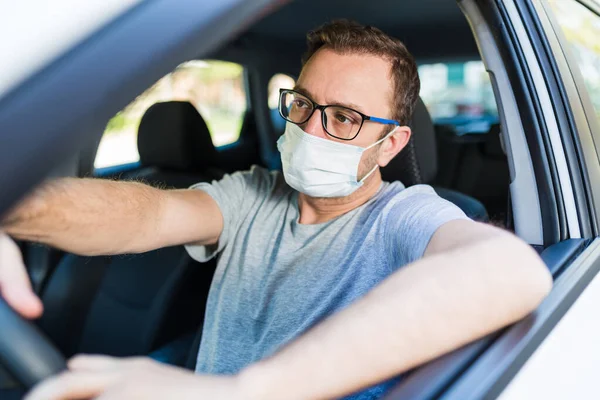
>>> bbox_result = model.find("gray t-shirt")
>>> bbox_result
[185,166,468,399]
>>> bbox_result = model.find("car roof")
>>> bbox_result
[240,0,479,62]
[0,0,477,102]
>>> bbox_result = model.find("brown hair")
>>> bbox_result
[302,20,420,127]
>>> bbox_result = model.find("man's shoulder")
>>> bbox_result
[227,165,290,201]
[377,182,465,219]
[244,165,286,190]
[246,165,281,181]
[378,181,439,204]
[188,166,289,205]
[207,165,281,188]
[378,182,469,264]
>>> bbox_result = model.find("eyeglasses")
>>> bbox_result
[278,89,400,141]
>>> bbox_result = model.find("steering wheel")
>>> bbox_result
[0,298,66,389]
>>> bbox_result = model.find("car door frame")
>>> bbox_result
[384,0,600,398]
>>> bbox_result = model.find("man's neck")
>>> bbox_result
[297,171,383,225]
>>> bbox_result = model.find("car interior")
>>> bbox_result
[15,0,512,393]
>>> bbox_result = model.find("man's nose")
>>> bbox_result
[301,109,328,139]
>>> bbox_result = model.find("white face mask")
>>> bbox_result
[277,122,397,198]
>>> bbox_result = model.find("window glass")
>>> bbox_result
[268,73,296,135]
[94,60,246,169]
[547,0,600,125]
[418,61,498,135]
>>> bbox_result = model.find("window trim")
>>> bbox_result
[536,0,600,237]
[504,0,580,239]
[458,0,548,245]
[579,0,600,14]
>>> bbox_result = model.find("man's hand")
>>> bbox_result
[0,232,43,318]
[25,355,248,400]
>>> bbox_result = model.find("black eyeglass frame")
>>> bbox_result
[278,88,400,141]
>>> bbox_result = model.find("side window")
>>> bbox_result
[547,0,600,125]
[268,73,296,135]
[94,60,247,169]
[418,61,498,135]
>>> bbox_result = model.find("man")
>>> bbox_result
[1,20,551,400]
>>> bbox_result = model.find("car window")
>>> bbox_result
[268,73,296,135]
[418,61,499,135]
[94,60,247,169]
[547,0,600,125]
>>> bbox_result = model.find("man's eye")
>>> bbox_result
[335,112,356,125]
[293,99,310,108]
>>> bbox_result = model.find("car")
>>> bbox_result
[0,0,599,398]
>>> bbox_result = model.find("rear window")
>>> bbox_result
[94,60,247,169]
[268,73,296,135]
[418,61,498,135]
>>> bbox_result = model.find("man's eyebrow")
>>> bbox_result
[293,86,315,100]
[293,85,367,114]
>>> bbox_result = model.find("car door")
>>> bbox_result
[384,0,600,398]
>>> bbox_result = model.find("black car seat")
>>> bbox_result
[37,101,220,364]
[126,101,224,186]
[451,123,510,219]
[381,98,489,222]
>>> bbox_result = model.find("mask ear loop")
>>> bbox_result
[364,126,399,150]
[359,163,380,183]
[359,126,400,183]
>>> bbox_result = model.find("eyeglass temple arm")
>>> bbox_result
[366,116,401,125]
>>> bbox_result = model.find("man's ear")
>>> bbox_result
[378,126,411,167]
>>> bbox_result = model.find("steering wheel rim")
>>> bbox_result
[0,298,66,389]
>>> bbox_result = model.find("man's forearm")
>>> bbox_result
[240,234,552,400]
[1,178,165,256]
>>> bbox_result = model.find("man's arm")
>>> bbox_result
[240,220,553,400]
[1,178,223,256]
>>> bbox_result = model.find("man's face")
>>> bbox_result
[294,48,399,180]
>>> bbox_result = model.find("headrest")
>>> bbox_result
[137,101,217,171]
[380,97,437,185]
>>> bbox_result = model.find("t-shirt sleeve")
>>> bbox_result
[185,166,273,262]
[384,185,470,267]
